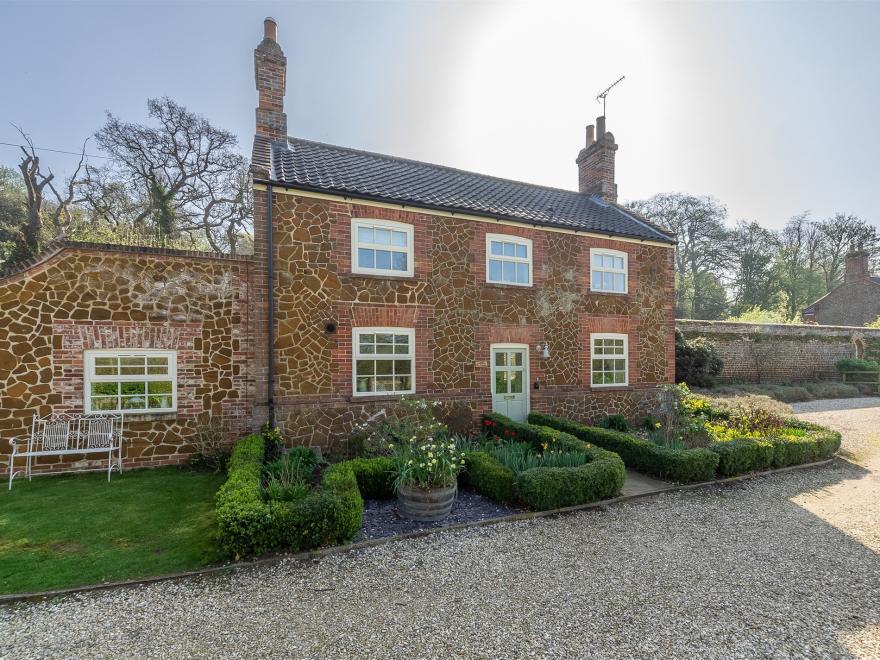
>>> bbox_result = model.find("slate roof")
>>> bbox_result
[252,135,676,244]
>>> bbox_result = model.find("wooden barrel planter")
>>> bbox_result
[397,483,457,522]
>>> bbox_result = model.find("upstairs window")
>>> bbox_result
[353,328,415,396]
[352,219,414,277]
[85,349,177,413]
[591,334,628,387]
[590,248,628,293]
[486,234,532,286]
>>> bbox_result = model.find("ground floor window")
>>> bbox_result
[590,334,628,386]
[353,328,415,395]
[84,349,177,413]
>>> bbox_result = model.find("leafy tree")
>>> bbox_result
[815,213,879,290]
[0,166,28,262]
[629,193,731,319]
[728,220,780,315]
[726,306,794,324]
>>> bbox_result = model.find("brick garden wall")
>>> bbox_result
[678,319,880,383]
[257,188,676,454]
[0,243,254,475]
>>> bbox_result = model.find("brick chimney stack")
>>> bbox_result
[576,116,618,203]
[254,17,287,141]
[844,249,871,284]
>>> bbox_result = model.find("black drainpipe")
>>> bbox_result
[266,184,275,429]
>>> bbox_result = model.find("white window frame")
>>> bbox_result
[590,248,628,294]
[351,218,415,278]
[84,349,178,414]
[590,333,629,388]
[352,327,416,397]
[486,234,533,287]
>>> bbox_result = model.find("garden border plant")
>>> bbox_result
[460,414,626,510]
[529,412,720,483]
[216,432,381,559]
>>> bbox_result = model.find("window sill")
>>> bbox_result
[350,272,418,282]
[589,289,629,296]
[348,394,413,403]
[590,385,630,391]
[484,282,533,289]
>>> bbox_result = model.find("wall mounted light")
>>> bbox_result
[537,342,550,359]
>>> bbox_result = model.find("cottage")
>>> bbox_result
[0,18,676,475]
[803,250,880,326]
[249,18,676,447]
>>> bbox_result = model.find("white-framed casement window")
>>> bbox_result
[590,334,628,387]
[590,248,628,293]
[351,218,414,277]
[353,328,415,396]
[84,349,177,413]
[486,234,532,286]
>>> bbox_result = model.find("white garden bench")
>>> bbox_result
[7,413,124,490]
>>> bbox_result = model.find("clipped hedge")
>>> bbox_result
[706,420,840,476]
[346,457,395,499]
[216,435,366,559]
[478,414,625,509]
[215,434,278,558]
[460,450,517,505]
[528,412,719,483]
[709,438,774,477]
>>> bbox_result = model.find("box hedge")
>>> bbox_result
[476,414,626,509]
[705,420,840,477]
[216,435,367,559]
[528,412,719,483]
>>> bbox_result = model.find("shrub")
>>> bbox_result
[771,420,841,468]
[217,436,367,559]
[709,438,775,476]
[478,414,625,509]
[599,414,632,433]
[836,358,880,373]
[803,382,861,399]
[459,451,517,504]
[272,462,364,552]
[215,434,278,559]
[675,330,724,388]
[529,412,719,483]
[346,457,395,498]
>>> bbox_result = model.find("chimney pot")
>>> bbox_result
[585,125,595,146]
[264,17,277,42]
[596,116,606,140]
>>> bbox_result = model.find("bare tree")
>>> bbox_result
[82,97,252,253]
[12,125,86,258]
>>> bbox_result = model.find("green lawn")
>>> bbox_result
[0,467,224,595]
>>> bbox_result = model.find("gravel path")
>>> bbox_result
[3,400,879,659]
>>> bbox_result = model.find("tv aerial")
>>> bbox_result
[596,75,626,116]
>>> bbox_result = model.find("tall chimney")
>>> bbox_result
[576,115,618,203]
[844,249,870,284]
[254,17,287,141]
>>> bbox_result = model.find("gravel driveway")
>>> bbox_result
[3,399,879,659]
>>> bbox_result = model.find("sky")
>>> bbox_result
[1,0,878,230]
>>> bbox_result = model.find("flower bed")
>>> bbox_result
[460,414,625,510]
[215,433,365,559]
[529,412,719,483]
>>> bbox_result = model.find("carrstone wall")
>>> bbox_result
[260,189,676,453]
[0,243,254,475]
[678,319,880,383]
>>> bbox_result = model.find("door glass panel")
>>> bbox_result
[509,370,523,393]
[495,352,507,367]
[510,351,523,367]
[495,370,507,394]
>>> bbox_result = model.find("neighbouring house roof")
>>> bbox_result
[252,135,676,244]
[803,276,880,316]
